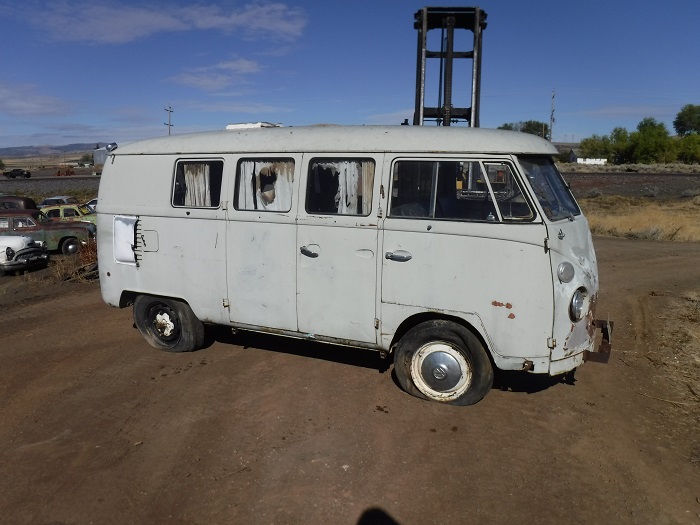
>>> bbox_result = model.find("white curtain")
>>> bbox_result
[238,161,256,209]
[184,163,211,207]
[361,161,374,214]
[238,161,294,211]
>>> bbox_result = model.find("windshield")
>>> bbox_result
[36,212,52,224]
[518,156,580,221]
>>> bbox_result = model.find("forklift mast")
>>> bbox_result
[413,7,488,127]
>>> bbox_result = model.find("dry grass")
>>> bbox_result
[48,241,98,281]
[580,195,700,242]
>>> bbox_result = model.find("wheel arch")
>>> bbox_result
[389,312,495,367]
[119,289,193,309]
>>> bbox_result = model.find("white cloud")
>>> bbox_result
[0,83,72,116]
[11,2,307,44]
[169,57,263,91]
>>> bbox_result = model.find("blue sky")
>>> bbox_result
[1,0,698,147]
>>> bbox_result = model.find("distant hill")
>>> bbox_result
[0,143,107,158]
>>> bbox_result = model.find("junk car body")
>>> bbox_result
[0,209,96,255]
[0,235,49,275]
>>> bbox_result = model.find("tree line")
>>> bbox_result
[499,104,700,164]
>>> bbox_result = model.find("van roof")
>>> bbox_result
[113,125,559,156]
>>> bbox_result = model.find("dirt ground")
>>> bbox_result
[0,237,698,525]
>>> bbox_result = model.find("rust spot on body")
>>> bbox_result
[508,313,515,319]
[491,301,513,309]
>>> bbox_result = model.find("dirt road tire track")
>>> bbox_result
[0,237,699,524]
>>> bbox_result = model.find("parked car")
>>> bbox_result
[2,168,31,179]
[42,204,97,224]
[38,195,79,207]
[0,209,96,255]
[0,195,38,210]
[85,198,98,211]
[0,235,49,276]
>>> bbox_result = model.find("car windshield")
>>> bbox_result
[518,156,580,221]
[36,212,52,224]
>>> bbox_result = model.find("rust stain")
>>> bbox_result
[508,313,515,319]
[491,301,513,309]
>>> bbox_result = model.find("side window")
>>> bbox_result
[305,159,374,216]
[390,160,498,221]
[0,217,8,229]
[46,209,60,218]
[64,208,78,217]
[389,160,533,222]
[234,159,294,212]
[172,160,223,208]
[14,218,32,228]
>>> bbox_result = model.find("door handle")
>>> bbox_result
[300,245,319,258]
[385,250,412,262]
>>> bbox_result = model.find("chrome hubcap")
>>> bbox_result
[411,342,472,401]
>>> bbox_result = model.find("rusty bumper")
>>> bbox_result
[583,319,613,363]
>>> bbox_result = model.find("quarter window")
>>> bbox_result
[305,159,374,216]
[235,159,294,212]
[172,160,223,208]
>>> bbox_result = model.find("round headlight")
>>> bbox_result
[5,247,15,260]
[557,262,575,283]
[569,288,587,322]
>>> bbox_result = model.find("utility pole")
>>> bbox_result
[549,90,555,142]
[164,106,174,135]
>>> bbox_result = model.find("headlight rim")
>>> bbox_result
[569,288,588,322]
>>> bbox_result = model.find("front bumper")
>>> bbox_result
[583,319,613,363]
[1,250,50,272]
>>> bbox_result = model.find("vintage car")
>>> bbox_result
[38,195,80,207]
[42,203,97,224]
[0,209,96,255]
[0,195,39,210]
[85,198,98,211]
[0,235,49,276]
[2,168,31,179]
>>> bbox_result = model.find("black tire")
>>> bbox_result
[61,237,80,255]
[394,320,494,406]
[133,294,204,352]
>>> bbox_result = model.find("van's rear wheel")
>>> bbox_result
[394,320,493,405]
[133,295,204,352]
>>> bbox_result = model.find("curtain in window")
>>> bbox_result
[334,161,359,214]
[361,161,374,214]
[238,161,256,209]
[238,161,294,211]
[184,163,211,207]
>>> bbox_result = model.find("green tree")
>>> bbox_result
[630,118,673,163]
[579,134,611,159]
[677,134,700,164]
[673,104,700,137]
[498,120,549,138]
[609,127,633,164]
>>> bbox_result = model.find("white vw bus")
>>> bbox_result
[97,125,611,405]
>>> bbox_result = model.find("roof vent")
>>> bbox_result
[225,122,282,130]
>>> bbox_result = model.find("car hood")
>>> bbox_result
[0,235,36,251]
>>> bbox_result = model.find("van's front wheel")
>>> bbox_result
[133,295,204,352]
[394,320,493,405]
